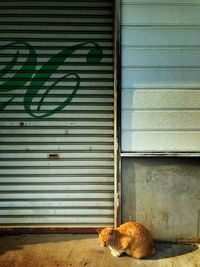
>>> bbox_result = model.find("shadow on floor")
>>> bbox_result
[0,234,199,261]
[0,233,95,256]
[147,242,199,260]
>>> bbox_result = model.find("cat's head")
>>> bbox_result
[96,227,115,247]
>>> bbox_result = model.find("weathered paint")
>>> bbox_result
[122,157,200,242]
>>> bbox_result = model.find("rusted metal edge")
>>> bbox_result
[0,227,97,235]
[121,152,200,157]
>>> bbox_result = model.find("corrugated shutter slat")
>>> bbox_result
[0,0,114,228]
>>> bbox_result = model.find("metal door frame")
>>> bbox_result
[114,0,121,228]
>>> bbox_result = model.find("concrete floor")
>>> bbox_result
[0,234,199,267]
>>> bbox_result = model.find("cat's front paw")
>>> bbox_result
[111,251,121,257]
[109,247,121,257]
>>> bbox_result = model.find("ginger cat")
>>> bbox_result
[96,221,155,259]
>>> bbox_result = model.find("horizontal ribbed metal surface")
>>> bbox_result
[0,0,114,228]
[121,0,200,152]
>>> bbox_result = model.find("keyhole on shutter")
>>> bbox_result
[48,153,60,159]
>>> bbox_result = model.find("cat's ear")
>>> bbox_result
[96,228,103,234]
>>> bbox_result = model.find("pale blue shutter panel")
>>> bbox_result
[121,0,200,153]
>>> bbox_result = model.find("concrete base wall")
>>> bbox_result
[121,158,200,242]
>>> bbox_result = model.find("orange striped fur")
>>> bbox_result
[97,221,155,259]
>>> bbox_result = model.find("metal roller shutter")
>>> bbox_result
[0,0,115,229]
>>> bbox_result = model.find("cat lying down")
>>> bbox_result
[96,221,155,259]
